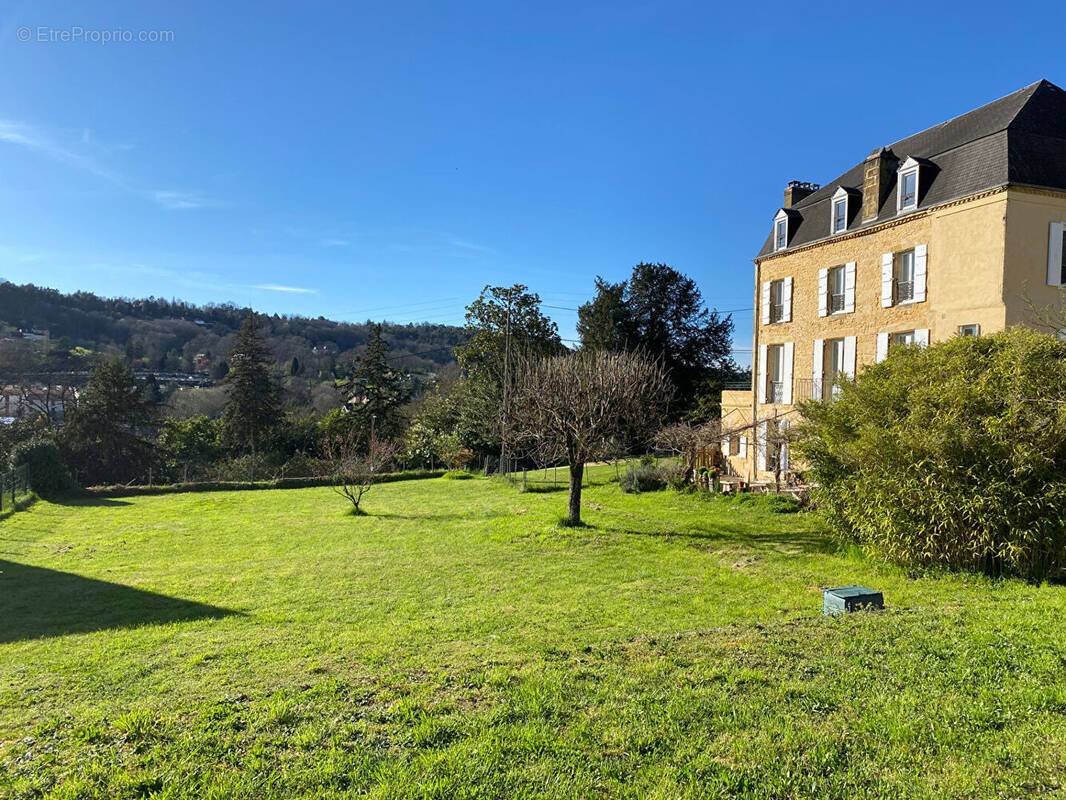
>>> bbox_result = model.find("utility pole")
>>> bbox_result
[499,289,513,476]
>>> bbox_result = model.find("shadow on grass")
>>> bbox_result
[523,485,569,494]
[372,510,510,521]
[599,520,836,555]
[0,560,239,643]
[49,495,133,508]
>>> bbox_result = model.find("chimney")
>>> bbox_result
[783,180,820,208]
[862,147,897,221]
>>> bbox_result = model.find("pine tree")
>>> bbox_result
[221,313,282,459]
[342,324,411,441]
[58,358,157,485]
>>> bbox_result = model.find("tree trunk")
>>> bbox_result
[567,460,584,525]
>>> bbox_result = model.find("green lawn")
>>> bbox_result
[1,470,1065,798]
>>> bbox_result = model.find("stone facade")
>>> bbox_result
[723,185,1066,483]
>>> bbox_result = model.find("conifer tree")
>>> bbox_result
[221,312,282,460]
[343,324,411,441]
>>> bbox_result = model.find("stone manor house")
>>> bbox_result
[721,79,1066,483]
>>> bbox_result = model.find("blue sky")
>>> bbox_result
[0,1,1062,364]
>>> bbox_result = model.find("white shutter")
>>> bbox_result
[914,244,927,302]
[843,335,856,379]
[756,421,767,472]
[811,338,824,400]
[818,268,828,317]
[761,281,771,325]
[758,344,768,404]
[722,437,730,457]
[881,253,894,307]
[915,328,930,348]
[876,332,889,363]
[739,435,747,458]
[1050,223,1064,286]
[844,262,856,312]
[782,277,793,323]
[781,341,794,405]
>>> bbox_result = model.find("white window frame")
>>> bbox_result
[827,265,846,314]
[830,186,850,234]
[897,157,921,213]
[895,249,916,304]
[773,209,789,252]
[762,342,793,405]
[958,324,980,337]
[769,279,785,323]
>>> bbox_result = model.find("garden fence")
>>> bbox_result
[0,464,31,513]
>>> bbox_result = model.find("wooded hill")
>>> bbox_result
[0,281,466,380]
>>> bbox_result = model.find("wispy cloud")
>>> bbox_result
[152,190,213,210]
[253,284,317,294]
[0,119,213,210]
[319,237,350,247]
[0,120,128,187]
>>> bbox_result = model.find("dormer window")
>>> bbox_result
[773,209,789,252]
[830,187,852,234]
[896,157,924,213]
[833,198,847,232]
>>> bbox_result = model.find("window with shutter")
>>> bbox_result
[828,266,846,313]
[895,250,915,303]
[769,279,786,323]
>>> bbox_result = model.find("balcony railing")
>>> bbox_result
[769,303,785,323]
[768,381,784,403]
[896,280,914,303]
[794,377,843,403]
[829,292,846,313]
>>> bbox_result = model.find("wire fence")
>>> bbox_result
[0,464,32,513]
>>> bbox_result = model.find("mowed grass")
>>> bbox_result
[1,468,1065,799]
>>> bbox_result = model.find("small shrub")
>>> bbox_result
[659,463,691,492]
[619,465,666,494]
[9,437,74,496]
[441,470,473,480]
[639,453,655,467]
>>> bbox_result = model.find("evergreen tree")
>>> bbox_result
[342,324,411,440]
[221,313,282,457]
[59,358,157,485]
[577,263,737,420]
[575,277,634,352]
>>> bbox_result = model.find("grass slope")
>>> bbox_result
[1,468,1065,798]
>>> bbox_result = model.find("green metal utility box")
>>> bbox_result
[823,585,883,615]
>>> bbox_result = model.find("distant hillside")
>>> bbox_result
[0,281,466,380]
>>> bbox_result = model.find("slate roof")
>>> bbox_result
[758,80,1066,257]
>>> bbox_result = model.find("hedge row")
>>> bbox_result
[81,469,449,498]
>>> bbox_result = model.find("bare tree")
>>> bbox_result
[322,430,398,515]
[1025,286,1066,335]
[510,350,670,526]
[653,421,721,484]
